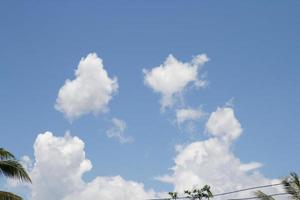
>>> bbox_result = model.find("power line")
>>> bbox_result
[147,182,283,200]
[214,183,282,197]
[147,192,288,200]
[227,192,288,200]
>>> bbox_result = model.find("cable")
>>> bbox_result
[227,192,289,200]
[146,182,283,200]
[214,183,282,197]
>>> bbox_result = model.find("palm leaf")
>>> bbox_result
[0,160,31,183]
[0,191,22,200]
[0,149,15,160]
[282,172,300,200]
[255,191,276,200]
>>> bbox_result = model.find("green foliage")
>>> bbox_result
[0,191,22,200]
[256,172,300,200]
[0,149,15,160]
[168,192,178,199]
[0,148,32,200]
[282,172,300,200]
[0,160,31,183]
[169,185,213,200]
[184,185,213,200]
[255,191,275,200]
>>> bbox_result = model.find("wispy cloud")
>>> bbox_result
[106,118,134,144]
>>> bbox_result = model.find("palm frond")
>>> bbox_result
[0,191,22,200]
[0,160,31,183]
[255,191,276,200]
[0,149,15,160]
[282,172,300,200]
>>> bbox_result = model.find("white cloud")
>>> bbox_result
[64,176,155,200]
[55,53,118,120]
[30,132,91,200]
[205,107,242,142]
[9,107,283,200]
[143,54,209,109]
[106,118,134,144]
[20,155,33,172]
[239,162,263,172]
[29,132,155,200]
[175,107,206,134]
[176,108,205,124]
[157,107,281,198]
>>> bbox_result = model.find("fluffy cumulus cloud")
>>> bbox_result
[55,53,118,120]
[143,54,209,109]
[106,118,134,144]
[206,107,242,142]
[157,107,281,198]
[11,107,284,200]
[29,132,155,200]
[64,176,153,200]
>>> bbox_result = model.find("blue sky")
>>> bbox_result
[0,1,299,199]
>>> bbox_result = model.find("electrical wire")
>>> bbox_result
[214,183,282,197]
[146,182,284,200]
[227,192,288,200]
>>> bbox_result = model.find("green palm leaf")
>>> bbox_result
[255,191,276,200]
[0,160,31,183]
[0,148,31,200]
[0,191,22,200]
[282,172,300,200]
[0,149,15,160]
